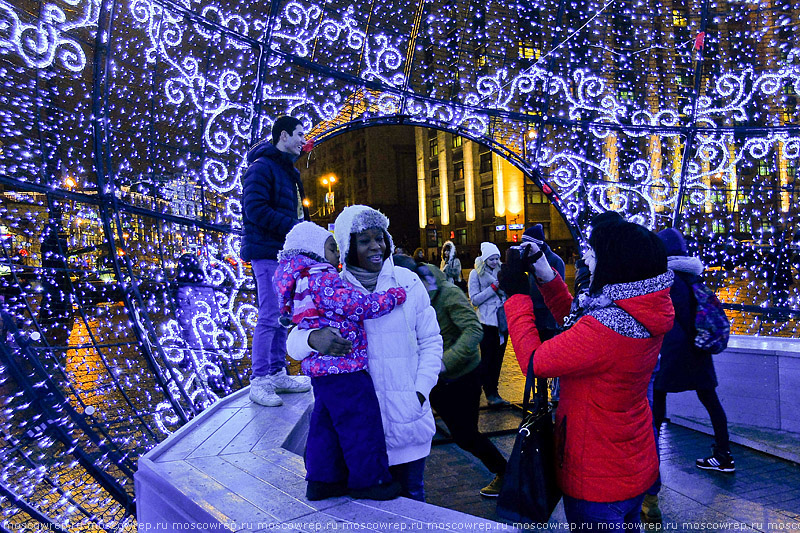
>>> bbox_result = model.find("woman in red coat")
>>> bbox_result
[500,221,674,530]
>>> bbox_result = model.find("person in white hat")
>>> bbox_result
[274,221,408,501]
[468,242,509,407]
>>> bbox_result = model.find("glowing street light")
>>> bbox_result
[321,174,336,215]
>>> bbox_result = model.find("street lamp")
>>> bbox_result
[321,174,336,215]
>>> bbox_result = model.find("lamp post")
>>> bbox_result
[321,175,336,215]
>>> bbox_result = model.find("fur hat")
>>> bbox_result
[657,228,688,257]
[480,242,501,261]
[279,221,332,262]
[334,205,394,263]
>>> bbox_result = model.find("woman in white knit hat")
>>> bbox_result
[275,221,409,501]
[287,206,443,502]
[468,242,509,407]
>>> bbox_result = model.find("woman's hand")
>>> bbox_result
[523,242,556,283]
[308,327,353,356]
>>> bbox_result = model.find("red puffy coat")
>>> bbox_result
[504,272,674,503]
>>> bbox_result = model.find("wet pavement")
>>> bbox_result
[425,345,800,531]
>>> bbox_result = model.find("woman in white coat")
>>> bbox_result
[287,205,443,501]
[468,242,509,407]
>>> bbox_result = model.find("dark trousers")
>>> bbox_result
[430,368,507,475]
[653,388,730,452]
[564,493,645,531]
[479,324,507,397]
[389,457,426,502]
[305,371,391,490]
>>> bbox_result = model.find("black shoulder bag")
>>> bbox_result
[496,353,561,524]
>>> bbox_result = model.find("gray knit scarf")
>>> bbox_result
[348,264,380,292]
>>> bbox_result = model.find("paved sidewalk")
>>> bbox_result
[427,417,800,531]
[425,346,800,531]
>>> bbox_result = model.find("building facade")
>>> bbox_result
[301,126,420,252]
[414,128,574,266]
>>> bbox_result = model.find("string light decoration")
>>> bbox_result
[0,0,798,527]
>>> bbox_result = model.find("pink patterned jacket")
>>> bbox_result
[274,253,406,377]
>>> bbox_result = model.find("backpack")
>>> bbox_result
[691,280,730,354]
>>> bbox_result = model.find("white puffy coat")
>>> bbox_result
[287,257,443,466]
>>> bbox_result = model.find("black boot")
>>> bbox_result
[350,481,402,501]
[306,480,348,501]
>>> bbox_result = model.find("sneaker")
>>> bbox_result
[641,494,662,523]
[486,393,510,408]
[696,447,735,473]
[350,481,402,501]
[269,368,312,393]
[479,474,504,497]
[306,480,348,501]
[249,375,282,407]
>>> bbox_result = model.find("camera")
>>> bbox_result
[506,243,530,262]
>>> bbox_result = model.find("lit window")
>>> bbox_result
[432,198,441,216]
[455,193,466,213]
[429,138,439,157]
[518,41,541,60]
[737,191,749,205]
[526,189,548,204]
[452,135,462,148]
[673,10,687,27]
[453,162,464,181]
[431,169,440,188]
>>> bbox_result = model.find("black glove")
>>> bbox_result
[522,246,545,273]
[574,257,591,294]
[498,248,530,296]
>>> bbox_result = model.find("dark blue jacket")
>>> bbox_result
[527,245,566,340]
[654,270,718,392]
[241,142,308,261]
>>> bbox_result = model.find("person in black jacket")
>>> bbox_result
[654,228,733,473]
[522,224,565,342]
[242,116,312,406]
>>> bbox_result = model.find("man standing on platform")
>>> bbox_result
[242,116,312,406]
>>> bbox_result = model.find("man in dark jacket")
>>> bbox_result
[523,224,565,342]
[242,116,311,406]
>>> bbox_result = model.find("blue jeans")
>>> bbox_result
[563,494,645,531]
[389,457,426,502]
[251,259,288,378]
[647,358,662,496]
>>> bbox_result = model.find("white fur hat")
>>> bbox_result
[279,221,333,262]
[334,205,394,264]
[480,242,501,262]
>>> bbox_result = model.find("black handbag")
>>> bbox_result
[496,354,561,524]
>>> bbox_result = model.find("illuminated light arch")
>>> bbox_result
[0,0,798,526]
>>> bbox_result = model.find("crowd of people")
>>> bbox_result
[237,116,735,530]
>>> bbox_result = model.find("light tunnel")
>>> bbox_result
[0,0,799,527]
